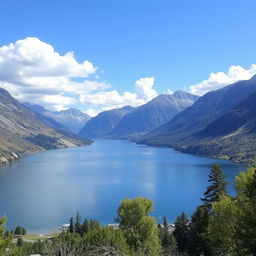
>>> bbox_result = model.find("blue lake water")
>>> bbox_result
[0,140,245,233]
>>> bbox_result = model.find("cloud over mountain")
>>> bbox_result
[190,64,256,96]
[0,37,159,113]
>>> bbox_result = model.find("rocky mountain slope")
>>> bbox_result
[24,104,90,133]
[139,75,256,163]
[79,106,135,138]
[0,88,91,164]
[109,91,199,139]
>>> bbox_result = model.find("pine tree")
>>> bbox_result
[201,164,228,207]
[75,211,81,234]
[173,212,189,254]
[69,217,74,233]
[159,216,176,255]
[188,205,212,256]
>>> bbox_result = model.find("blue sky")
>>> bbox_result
[0,0,256,115]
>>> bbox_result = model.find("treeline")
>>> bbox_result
[0,164,255,255]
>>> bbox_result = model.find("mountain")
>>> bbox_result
[0,88,91,164]
[108,91,199,138]
[24,103,68,131]
[183,90,256,162]
[24,104,91,133]
[139,75,256,162]
[79,106,135,138]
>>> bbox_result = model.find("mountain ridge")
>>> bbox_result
[0,88,92,164]
[138,75,256,163]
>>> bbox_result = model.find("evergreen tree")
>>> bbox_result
[173,212,189,255]
[89,219,100,231]
[188,205,212,256]
[201,164,228,207]
[159,216,176,255]
[16,236,24,247]
[69,217,74,233]
[81,219,90,236]
[75,211,81,234]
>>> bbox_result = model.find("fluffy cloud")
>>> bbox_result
[0,37,109,110]
[80,77,158,111]
[134,77,157,101]
[0,37,158,113]
[190,64,256,96]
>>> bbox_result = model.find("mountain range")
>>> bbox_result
[24,103,91,133]
[1,74,256,164]
[139,75,256,163]
[79,91,199,139]
[79,106,135,138]
[0,88,91,164]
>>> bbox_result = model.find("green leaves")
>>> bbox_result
[116,197,161,256]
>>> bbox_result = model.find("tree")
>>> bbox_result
[81,219,90,236]
[0,217,14,255]
[16,237,24,247]
[116,197,161,255]
[159,216,176,255]
[14,226,26,235]
[188,205,212,256]
[208,195,237,255]
[235,167,256,255]
[83,226,130,254]
[69,217,74,233]
[75,212,81,234]
[201,164,228,207]
[173,212,189,255]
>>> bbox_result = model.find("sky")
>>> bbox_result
[0,0,256,116]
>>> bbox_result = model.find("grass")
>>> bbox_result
[13,232,61,242]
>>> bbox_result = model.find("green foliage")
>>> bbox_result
[235,167,256,255]
[173,212,189,254]
[78,218,100,236]
[14,226,26,236]
[69,216,74,233]
[208,195,237,255]
[16,237,23,247]
[208,167,256,256]
[116,197,161,255]
[201,164,228,207]
[188,205,212,256]
[0,217,17,256]
[158,217,176,255]
[83,226,131,254]
[75,211,81,234]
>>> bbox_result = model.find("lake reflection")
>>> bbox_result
[0,140,245,233]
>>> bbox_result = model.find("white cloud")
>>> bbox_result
[83,108,101,117]
[0,37,109,110]
[80,78,158,111]
[189,64,256,96]
[0,37,158,114]
[166,89,174,95]
[134,77,157,101]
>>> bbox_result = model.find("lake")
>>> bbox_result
[0,140,245,234]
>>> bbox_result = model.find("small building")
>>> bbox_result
[107,223,119,230]
[58,223,70,232]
